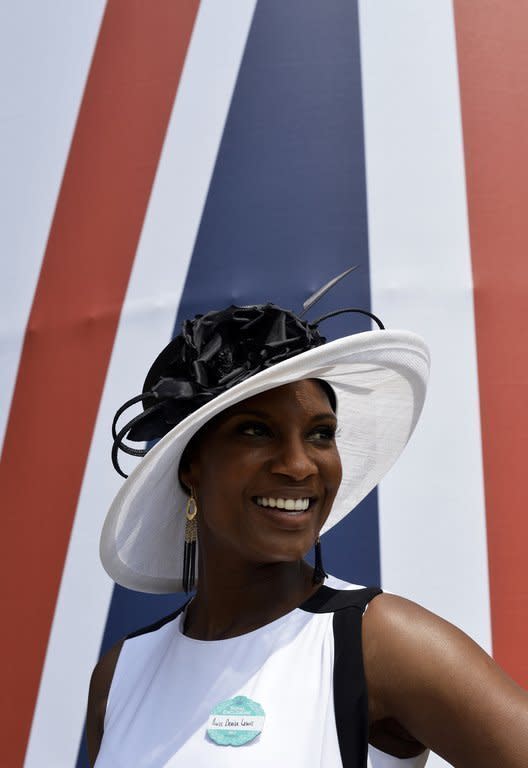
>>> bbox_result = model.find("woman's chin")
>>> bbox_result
[246,536,315,568]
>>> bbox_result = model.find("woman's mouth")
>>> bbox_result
[253,496,311,514]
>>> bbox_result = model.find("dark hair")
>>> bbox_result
[316,379,337,412]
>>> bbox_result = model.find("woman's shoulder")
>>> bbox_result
[361,590,482,718]
[86,640,124,766]
[85,604,188,764]
[362,592,528,767]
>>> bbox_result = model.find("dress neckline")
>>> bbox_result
[176,576,364,644]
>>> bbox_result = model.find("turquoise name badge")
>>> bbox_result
[207,695,265,746]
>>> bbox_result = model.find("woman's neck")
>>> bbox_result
[183,558,321,640]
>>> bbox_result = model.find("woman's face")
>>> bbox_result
[181,379,342,568]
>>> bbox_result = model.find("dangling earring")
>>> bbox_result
[182,487,198,593]
[312,536,327,585]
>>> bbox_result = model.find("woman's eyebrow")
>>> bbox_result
[227,408,337,422]
[310,413,338,423]
[226,408,272,420]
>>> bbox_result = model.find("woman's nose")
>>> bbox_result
[269,435,317,480]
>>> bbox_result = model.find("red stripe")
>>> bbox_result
[0,1,199,763]
[454,1,528,686]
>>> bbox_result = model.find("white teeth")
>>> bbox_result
[255,497,310,512]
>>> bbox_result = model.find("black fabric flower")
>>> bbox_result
[111,267,385,477]
[116,304,326,449]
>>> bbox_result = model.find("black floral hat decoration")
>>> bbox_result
[111,267,384,478]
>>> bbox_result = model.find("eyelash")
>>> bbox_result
[238,422,270,437]
[311,426,338,441]
[237,422,337,441]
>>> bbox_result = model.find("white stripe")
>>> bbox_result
[23,2,257,766]
[0,1,107,454]
[359,3,490,765]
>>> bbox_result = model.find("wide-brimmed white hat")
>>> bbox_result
[101,318,429,593]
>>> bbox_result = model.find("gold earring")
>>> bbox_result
[182,487,198,592]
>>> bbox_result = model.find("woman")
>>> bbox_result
[87,300,528,767]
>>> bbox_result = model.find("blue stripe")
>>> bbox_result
[77,2,377,762]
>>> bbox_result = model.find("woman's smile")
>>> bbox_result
[251,499,314,529]
[250,490,318,532]
[180,379,342,567]
[254,496,311,512]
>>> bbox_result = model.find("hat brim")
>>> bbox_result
[101,330,429,593]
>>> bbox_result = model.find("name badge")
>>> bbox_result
[207,695,265,746]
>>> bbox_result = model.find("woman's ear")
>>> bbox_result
[178,426,206,494]
[178,439,200,495]
[178,461,195,495]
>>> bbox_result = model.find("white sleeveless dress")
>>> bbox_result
[95,576,429,767]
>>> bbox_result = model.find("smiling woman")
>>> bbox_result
[87,298,528,768]
[179,381,342,582]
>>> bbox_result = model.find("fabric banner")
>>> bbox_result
[1,2,526,766]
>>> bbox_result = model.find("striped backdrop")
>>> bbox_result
[2,2,527,766]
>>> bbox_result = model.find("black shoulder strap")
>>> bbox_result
[299,584,381,613]
[301,584,382,768]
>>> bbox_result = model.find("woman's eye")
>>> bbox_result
[239,422,270,437]
[310,426,337,441]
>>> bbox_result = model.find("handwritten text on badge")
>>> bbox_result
[207,695,265,746]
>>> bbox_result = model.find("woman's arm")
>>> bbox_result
[363,593,528,767]
[86,640,124,767]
